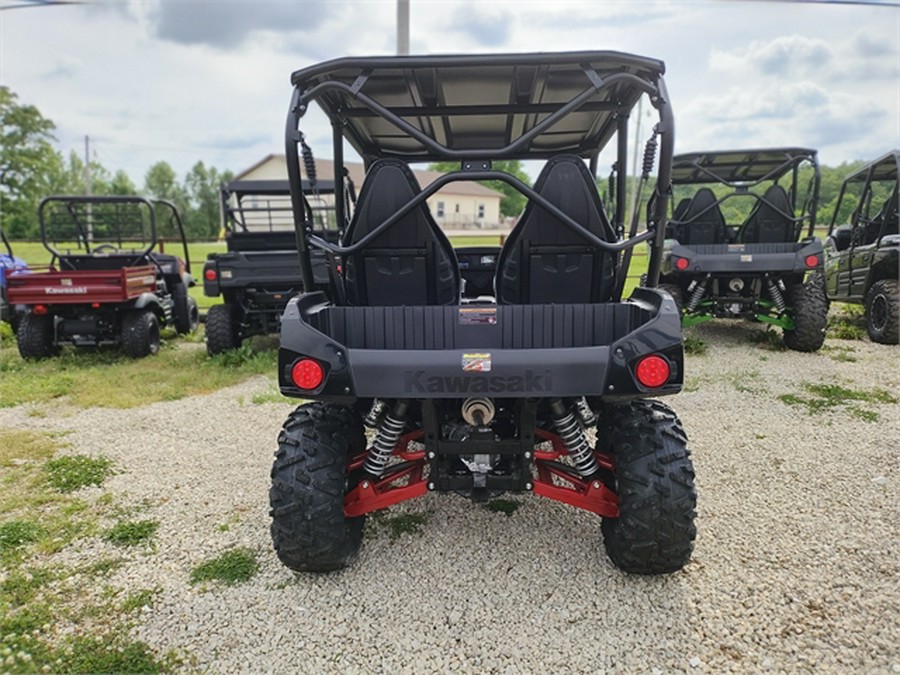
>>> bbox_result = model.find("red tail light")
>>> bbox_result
[291,358,325,390]
[635,355,670,388]
[204,269,217,282]
[675,257,689,271]
[804,255,819,268]
[33,305,48,316]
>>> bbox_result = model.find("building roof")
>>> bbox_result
[235,154,504,199]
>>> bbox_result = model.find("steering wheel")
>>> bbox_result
[92,244,118,254]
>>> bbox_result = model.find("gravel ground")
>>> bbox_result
[1,321,897,673]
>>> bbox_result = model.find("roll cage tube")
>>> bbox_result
[305,170,655,258]
[285,54,675,293]
[38,195,160,267]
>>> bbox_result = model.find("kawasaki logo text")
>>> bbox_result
[404,369,552,394]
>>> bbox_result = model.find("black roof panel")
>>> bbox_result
[290,51,666,162]
[671,148,818,186]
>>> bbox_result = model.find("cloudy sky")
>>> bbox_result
[1,0,898,184]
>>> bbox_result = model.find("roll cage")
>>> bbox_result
[284,51,675,298]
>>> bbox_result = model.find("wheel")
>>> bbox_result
[173,286,200,335]
[120,309,160,358]
[205,303,242,355]
[659,282,683,316]
[864,279,899,345]
[16,313,58,360]
[269,402,367,573]
[783,273,828,352]
[597,399,697,575]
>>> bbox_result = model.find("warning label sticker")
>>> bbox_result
[462,353,492,372]
[458,307,497,325]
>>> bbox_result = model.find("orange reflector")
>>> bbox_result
[204,269,217,281]
[675,257,689,271]
[804,255,819,268]
[635,355,670,388]
[291,358,325,390]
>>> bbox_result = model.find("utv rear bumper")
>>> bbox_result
[278,287,684,402]
[663,239,824,276]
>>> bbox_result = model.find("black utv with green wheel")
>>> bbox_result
[203,179,343,355]
[270,51,696,576]
[824,150,899,345]
[658,148,828,351]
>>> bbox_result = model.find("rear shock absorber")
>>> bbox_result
[767,277,787,313]
[363,400,409,478]
[573,397,597,428]
[550,399,599,477]
[364,398,387,429]
[686,275,709,312]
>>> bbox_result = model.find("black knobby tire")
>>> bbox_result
[173,286,200,335]
[206,303,242,355]
[269,402,368,573]
[16,313,59,360]
[864,279,899,345]
[120,309,160,358]
[598,399,697,575]
[783,273,828,352]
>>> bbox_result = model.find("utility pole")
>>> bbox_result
[397,0,409,55]
[84,135,93,244]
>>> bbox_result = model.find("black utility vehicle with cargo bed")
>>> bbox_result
[203,178,342,355]
[270,52,696,575]
[658,148,827,351]
[824,150,899,344]
[6,196,198,359]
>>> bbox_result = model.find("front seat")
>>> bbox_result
[342,159,459,306]
[495,155,617,304]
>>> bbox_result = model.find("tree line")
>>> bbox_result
[1,86,232,240]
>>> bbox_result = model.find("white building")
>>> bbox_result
[236,154,505,231]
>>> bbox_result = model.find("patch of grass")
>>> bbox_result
[778,382,897,422]
[749,328,787,351]
[190,547,259,586]
[484,499,520,516]
[45,455,113,493]
[377,512,430,540]
[102,519,159,547]
[53,634,174,674]
[827,305,866,340]
[822,344,858,363]
[121,587,161,613]
[0,519,43,552]
[0,337,277,409]
[250,385,289,405]
[728,369,767,394]
[683,334,708,356]
[0,428,60,467]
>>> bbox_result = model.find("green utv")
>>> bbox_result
[270,52,696,575]
[824,150,899,345]
[658,148,828,351]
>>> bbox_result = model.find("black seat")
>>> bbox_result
[740,185,795,244]
[342,158,459,306]
[862,189,898,244]
[672,188,726,245]
[495,155,617,304]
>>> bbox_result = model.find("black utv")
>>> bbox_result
[203,178,343,354]
[658,148,828,351]
[824,150,899,344]
[270,52,697,575]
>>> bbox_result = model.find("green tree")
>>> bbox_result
[429,160,531,218]
[0,87,58,237]
[183,161,232,239]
